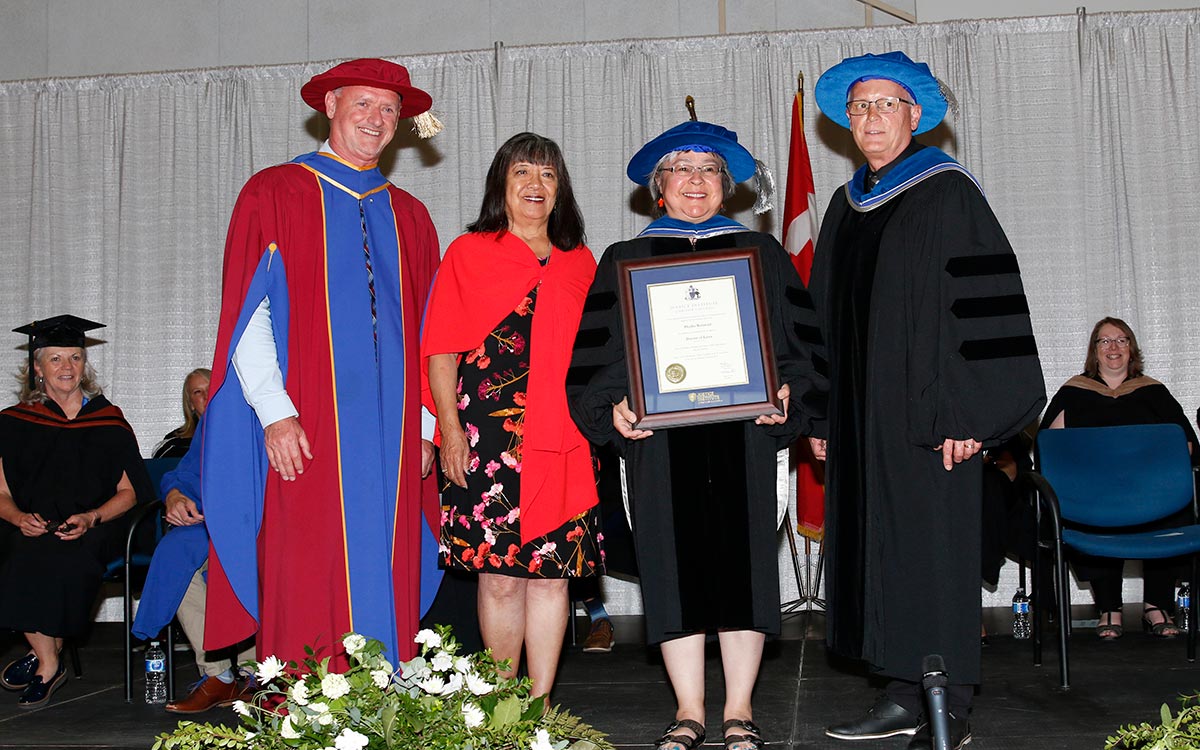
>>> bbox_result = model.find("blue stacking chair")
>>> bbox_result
[1021,423,1200,689]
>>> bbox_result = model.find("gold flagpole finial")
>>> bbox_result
[797,72,805,96]
[685,95,698,121]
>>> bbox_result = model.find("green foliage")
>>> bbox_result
[1107,693,1200,749]
[154,626,613,750]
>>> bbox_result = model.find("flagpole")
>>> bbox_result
[780,66,827,617]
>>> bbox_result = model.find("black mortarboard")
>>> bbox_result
[12,314,105,389]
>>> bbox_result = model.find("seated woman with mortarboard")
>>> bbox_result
[0,315,154,708]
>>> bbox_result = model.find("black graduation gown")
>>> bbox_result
[0,396,154,637]
[807,168,1046,684]
[567,230,821,644]
[1039,375,1199,448]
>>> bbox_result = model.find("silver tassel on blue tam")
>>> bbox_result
[752,159,776,215]
[936,78,959,120]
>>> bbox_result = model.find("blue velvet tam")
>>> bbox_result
[626,120,757,186]
[814,51,948,136]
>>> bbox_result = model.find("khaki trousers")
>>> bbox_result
[175,562,256,678]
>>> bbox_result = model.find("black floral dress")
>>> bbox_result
[439,281,604,578]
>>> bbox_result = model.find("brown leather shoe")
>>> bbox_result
[582,618,614,653]
[165,675,244,714]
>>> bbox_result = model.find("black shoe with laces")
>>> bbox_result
[826,696,921,740]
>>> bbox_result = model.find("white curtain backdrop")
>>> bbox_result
[1,10,1197,615]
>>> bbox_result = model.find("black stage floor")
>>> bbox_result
[2,611,1198,749]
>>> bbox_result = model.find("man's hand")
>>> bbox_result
[613,397,653,440]
[421,439,435,479]
[937,437,981,471]
[164,489,204,527]
[264,416,313,481]
[808,437,827,461]
[755,384,790,425]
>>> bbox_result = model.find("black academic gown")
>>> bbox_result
[1039,375,1198,447]
[0,396,154,637]
[807,159,1045,685]
[567,230,821,644]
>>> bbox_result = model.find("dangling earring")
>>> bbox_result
[656,198,665,208]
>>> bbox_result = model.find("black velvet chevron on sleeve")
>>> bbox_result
[950,294,1030,319]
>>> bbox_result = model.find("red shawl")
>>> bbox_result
[421,231,598,542]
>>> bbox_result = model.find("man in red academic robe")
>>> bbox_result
[201,58,441,668]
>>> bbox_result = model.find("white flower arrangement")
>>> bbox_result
[153,625,612,750]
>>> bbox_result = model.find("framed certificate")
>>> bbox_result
[616,247,782,429]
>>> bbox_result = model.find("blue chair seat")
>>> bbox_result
[1064,525,1200,560]
[1020,423,1200,690]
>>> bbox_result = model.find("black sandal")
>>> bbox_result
[1096,611,1123,641]
[654,719,706,750]
[1142,607,1181,639]
[722,718,766,750]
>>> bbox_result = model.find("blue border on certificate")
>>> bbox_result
[628,256,768,416]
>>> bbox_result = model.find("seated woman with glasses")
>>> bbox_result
[1040,316,1197,640]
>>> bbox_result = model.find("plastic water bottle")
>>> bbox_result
[144,641,167,704]
[1177,583,1191,633]
[1011,587,1032,640]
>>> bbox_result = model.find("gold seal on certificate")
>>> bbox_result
[664,363,686,384]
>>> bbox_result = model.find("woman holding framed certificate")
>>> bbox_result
[567,121,823,750]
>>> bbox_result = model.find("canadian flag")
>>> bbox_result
[783,90,819,285]
[783,87,825,540]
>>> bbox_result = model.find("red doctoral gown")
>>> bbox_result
[202,151,440,667]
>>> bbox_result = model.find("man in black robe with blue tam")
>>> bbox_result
[804,52,1046,749]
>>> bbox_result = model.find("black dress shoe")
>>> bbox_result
[906,714,972,749]
[1,653,39,691]
[826,696,921,740]
[17,663,66,709]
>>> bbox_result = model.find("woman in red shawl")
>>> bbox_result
[422,133,601,698]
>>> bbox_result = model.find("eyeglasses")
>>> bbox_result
[845,97,915,116]
[1095,336,1130,348]
[659,164,725,178]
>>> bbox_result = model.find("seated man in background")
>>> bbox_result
[132,415,255,713]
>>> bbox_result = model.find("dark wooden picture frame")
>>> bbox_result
[616,246,782,430]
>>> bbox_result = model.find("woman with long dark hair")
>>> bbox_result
[421,133,601,698]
